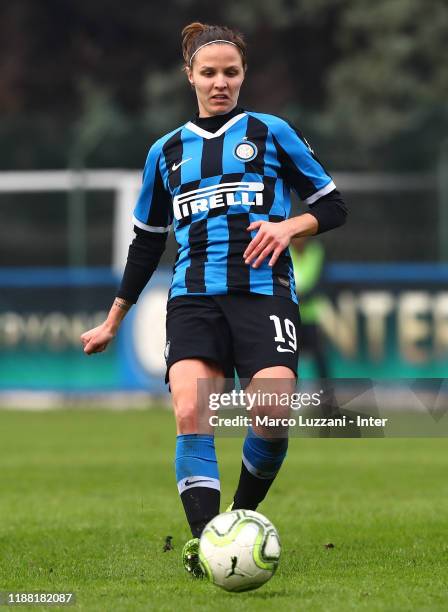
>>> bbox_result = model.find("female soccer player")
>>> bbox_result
[81,22,347,577]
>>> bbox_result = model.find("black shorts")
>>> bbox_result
[165,293,300,384]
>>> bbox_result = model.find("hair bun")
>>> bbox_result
[181,22,207,64]
[182,22,207,40]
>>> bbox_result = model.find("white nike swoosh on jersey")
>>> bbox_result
[172,158,192,171]
[276,346,295,353]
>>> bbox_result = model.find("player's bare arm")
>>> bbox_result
[80,297,132,355]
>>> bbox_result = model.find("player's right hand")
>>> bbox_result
[81,322,116,355]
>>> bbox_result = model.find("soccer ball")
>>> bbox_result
[199,510,281,592]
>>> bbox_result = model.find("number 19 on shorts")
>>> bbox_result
[269,315,297,354]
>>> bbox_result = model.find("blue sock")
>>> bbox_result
[175,434,220,537]
[233,428,288,510]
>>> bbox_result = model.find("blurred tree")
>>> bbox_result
[321,0,448,169]
[70,80,128,167]
[0,0,445,170]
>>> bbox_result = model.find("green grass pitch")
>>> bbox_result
[0,409,447,611]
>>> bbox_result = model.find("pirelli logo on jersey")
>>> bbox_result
[173,181,264,220]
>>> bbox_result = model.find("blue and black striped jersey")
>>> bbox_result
[133,110,336,303]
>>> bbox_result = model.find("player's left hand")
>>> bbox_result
[244,220,290,268]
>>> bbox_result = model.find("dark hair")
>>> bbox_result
[181,22,247,70]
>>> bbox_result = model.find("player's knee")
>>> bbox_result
[173,397,199,433]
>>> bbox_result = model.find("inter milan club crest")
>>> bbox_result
[233,139,258,162]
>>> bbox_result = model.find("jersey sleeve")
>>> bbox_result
[133,141,173,232]
[271,119,336,204]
